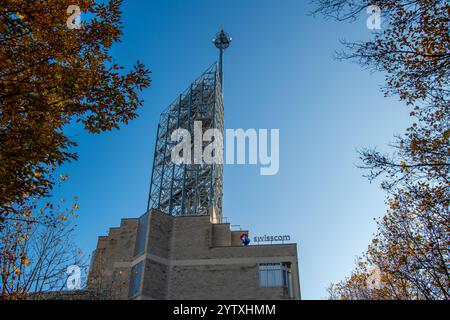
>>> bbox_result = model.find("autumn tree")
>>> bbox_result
[0,197,86,300]
[313,0,449,299]
[0,0,151,222]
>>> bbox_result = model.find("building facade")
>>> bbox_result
[88,209,301,300]
[87,29,301,300]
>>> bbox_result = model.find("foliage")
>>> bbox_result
[314,0,449,299]
[0,0,150,300]
[0,196,86,300]
[0,0,151,220]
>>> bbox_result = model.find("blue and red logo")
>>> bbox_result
[240,233,251,246]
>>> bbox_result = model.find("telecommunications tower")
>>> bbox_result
[147,28,232,223]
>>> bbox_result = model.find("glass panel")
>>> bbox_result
[282,268,288,286]
[274,269,283,286]
[267,268,276,286]
[134,213,149,256]
[259,270,268,287]
[128,261,143,298]
[260,263,289,287]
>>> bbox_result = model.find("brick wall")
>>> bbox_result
[87,209,301,300]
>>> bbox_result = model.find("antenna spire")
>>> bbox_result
[213,27,232,86]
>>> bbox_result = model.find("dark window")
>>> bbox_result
[134,213,149,256]
[259,263,292,291]
[128,261,143,298]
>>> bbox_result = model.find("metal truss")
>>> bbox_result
[147,63,224,221]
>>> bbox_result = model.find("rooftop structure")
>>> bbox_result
[86,29,301,301]
[146,29,232,222]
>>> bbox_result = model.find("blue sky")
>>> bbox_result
[57,0,412,299]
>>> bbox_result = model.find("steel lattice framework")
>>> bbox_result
[147,29,231,221]
[147,62,224,220]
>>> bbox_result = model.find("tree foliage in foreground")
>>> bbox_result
[314,0,449,299]
[0,0,151,221]
[0,197,85,300]
[0,0,150,300]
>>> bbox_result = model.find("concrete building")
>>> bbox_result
[87,29,301,300]
[88,209,301,300]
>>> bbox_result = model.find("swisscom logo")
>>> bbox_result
[240,233,251,246]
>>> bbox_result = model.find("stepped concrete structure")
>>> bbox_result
[88,210,300,300]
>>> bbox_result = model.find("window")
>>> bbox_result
[134,213,149,256]
[128,261,143,298]
[259,263,292,290]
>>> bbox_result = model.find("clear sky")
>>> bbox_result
[56,0,412,299]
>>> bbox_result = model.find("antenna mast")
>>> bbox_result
[213,27,232,86]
